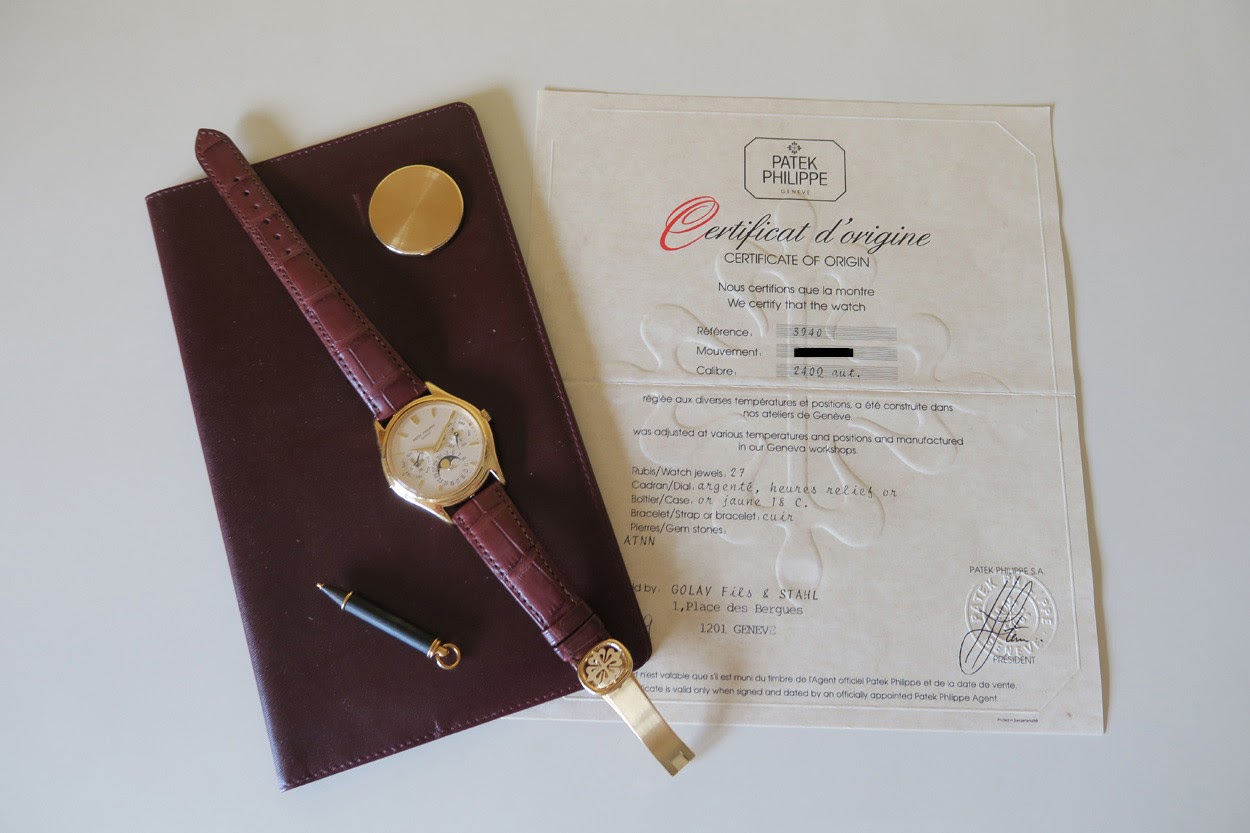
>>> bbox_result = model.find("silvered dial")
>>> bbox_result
[384,399,487,503]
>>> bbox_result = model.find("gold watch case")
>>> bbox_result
[375,383,504,522]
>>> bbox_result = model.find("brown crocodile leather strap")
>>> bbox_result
[454,482,610,666]
[194,129,426,421]
[196,128,610,669]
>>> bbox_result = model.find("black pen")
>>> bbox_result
[317,583,461,670]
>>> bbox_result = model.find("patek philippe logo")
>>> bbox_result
[744,137,846,202]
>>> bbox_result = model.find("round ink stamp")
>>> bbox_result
[960,571,1057,674]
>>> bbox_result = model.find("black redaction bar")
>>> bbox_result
[793,347,853,358]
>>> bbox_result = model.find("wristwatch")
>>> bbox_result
[194,128,693,774]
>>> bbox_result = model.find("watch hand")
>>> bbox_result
[406,414,455,453]
[432,414,455,451]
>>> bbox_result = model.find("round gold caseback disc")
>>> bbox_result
[368,165,464,256]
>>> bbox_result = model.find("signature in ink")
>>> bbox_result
[959,574,1035,675]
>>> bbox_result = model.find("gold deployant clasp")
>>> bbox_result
[577,639,695,775]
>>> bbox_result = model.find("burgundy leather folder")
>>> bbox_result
[146,103,648,789]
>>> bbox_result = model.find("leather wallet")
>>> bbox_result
[146,103,650,789]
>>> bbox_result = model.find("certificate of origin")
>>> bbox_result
[528,91,1102,732]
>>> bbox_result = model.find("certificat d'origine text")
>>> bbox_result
[528,91,1102,733]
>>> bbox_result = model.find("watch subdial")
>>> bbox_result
[399,450,429,478]
[433,453,470,488]
[433,432,484,492]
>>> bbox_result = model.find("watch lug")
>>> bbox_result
[374,420,385,448]
[389,482,455,524]
[426,381,446,397]
[421,502,454,524]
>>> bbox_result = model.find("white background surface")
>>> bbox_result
[2,2,1246,830]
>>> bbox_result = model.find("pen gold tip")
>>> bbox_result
[316,582,325,590]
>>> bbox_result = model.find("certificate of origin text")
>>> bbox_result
[529,91,1102,732]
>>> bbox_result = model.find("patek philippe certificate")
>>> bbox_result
[528,91,1102,732]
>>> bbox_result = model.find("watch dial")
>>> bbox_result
[384,400,487,502]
